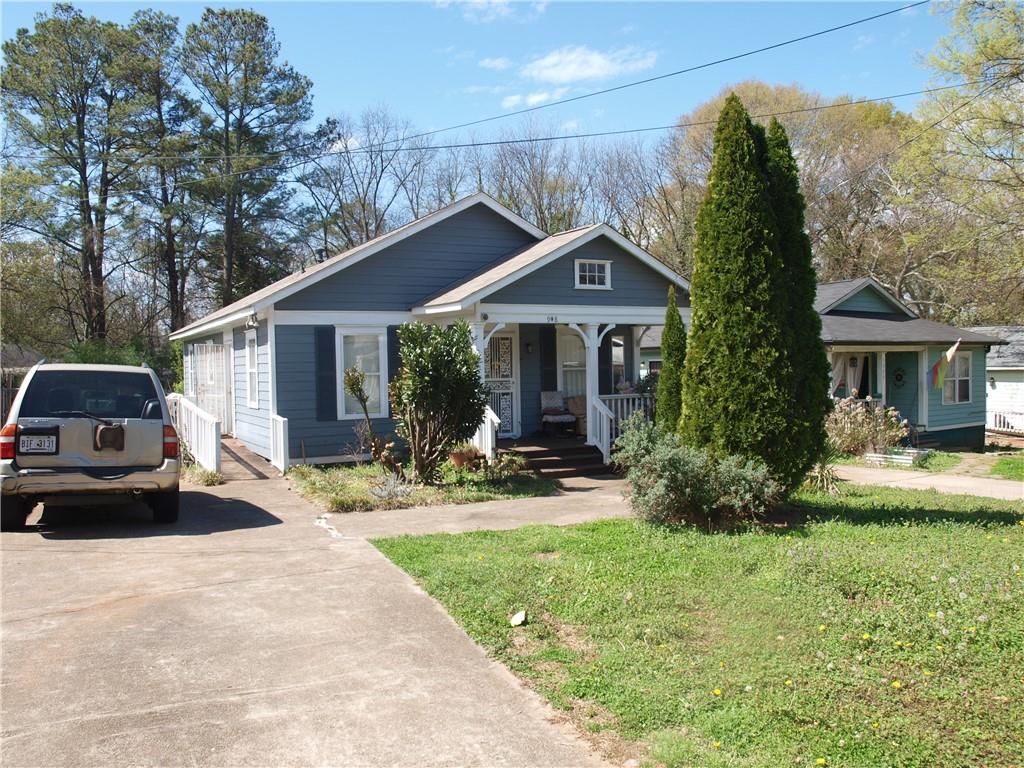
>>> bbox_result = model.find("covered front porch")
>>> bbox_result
[829,346,926,427]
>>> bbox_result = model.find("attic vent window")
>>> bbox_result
[575,259,611,290]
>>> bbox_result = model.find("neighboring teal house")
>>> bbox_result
[817,278,1004,449]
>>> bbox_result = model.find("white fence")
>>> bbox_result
[167,393,221,473]
[592,398,615,465]
[472,406,501,459]
[987,410,1024,436]
[270,415,289,472]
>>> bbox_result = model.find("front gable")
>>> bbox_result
[486,234,687,308]
[275,202,539,312]
[818,279,914,317]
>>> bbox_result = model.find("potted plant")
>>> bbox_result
[448,442,480,468]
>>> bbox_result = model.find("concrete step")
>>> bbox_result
[534,462,615,479]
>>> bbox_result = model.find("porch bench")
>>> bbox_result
[540,391,577,437]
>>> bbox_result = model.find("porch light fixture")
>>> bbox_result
[245,311,259,330]
[525,342,533,354]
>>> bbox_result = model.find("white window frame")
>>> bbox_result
[574,259,612,290]
[941,350,972,405]
[244,329,259,409]
[335,327,389,420]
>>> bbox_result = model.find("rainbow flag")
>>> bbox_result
[929,339,961,390]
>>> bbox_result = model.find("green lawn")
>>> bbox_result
[288,462,559,512]
[375,486,1024,768]
[990,455,1024,482]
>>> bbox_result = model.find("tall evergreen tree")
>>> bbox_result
[679,94,795,486]
[765,119,831,485]
[655,285,686,431]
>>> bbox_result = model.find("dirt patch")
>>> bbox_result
[532,551,562,560]
[544,611,599,660]
[551,700,647,767]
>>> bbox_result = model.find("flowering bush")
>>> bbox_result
[826,396,909,455]
[614,413,781,528]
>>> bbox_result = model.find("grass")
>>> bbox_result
[183,463,223,486]
[990,455,1024,482]
[375,485,1024,768]
[288,461,560,513]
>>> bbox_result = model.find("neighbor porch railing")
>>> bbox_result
[592,398,615,465]
[599,393,655,443]
[167,393,221,474]
[987,410,1024,436]
[472,405,501,459]
[270,414,290,472]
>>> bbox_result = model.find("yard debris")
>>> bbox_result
[510,609,527,627]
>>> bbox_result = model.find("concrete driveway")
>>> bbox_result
[1,473,611,767]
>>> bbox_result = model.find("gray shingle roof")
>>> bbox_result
[821,313,1006,346]
[814,278,870,312]
[968,325,1024,368]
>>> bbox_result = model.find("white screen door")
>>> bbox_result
[485,333,518,437]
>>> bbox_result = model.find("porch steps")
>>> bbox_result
[500,440,614,478]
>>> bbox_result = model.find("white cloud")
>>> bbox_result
[501,94,523,109]
[853,34,875,51]
[501,88,568,110]
[521,45,657,84]
[436,0,547,24]
[561,119,580,132]
[479,56,513,70]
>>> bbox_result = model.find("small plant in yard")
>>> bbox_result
[615,413,781,528]
[826,395,908,455]
[344,367,404,478]
[483,450,526,481]
[179,441,222,486]
[804,441,841,496]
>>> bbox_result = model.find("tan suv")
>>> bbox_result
[1,363,181,530]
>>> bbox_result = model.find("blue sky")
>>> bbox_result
[3,1,951,142]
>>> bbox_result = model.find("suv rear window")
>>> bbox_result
[19,371,160,419]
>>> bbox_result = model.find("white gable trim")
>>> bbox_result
[170,193,544,342]
[413,224,689,315]
[819,277,916,318]
[170,308,256,341]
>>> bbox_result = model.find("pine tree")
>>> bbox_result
[765,118,831,485]
[679,94,795,485]
[655,285,686,431]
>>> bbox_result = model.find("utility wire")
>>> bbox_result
[4,0,930,165]
[13,80,986,202]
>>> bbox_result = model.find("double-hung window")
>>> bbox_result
[245,330,259,408]
[942,351,972,404]
[336,329,389,419]
[575,259,611,289]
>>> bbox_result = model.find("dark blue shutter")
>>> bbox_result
[314,326,336,421]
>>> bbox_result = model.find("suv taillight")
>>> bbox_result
[163,425,179,459]
[0,423,17,460]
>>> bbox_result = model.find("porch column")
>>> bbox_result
[470,322,487,381]
[582,324,600,444]
[877,351,886,406]
[634,325,649,382]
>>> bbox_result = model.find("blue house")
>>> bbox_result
[171,194,1003,470]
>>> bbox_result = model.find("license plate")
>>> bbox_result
[19,435,57,454]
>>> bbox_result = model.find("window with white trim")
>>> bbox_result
[942,351,972,404]
[336,328,389,419]
[575,259,611,289]
[245,330,259,408]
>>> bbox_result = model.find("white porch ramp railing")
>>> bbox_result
[600,393,655,443]
[166,393,221,474]
[473,406,501,459]
[988,411,1024,436]
[270,415,290,472]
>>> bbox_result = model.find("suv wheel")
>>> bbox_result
[150,488,180,524]
[1,496,32,531]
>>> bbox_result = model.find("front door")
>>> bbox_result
[485,332,519,438]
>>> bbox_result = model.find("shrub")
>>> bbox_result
[390,321,489,484]
[484,450,526,481]
[804,441,842,496]
[615,413,781,528]
[826,396,909,455]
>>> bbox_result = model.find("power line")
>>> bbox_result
[12,80,984,202]
[4,0,930,165]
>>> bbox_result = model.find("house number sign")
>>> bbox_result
[546,315,559,323]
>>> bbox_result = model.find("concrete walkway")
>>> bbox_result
[1,471,611,767]
[838,464,1023,501]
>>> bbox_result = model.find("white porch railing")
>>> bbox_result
[600,393,655,443]
[472,406,501,459]
[988,410,1024,436]
[270,415,289,472]
[167,393,221,474]
[592,398,615,465]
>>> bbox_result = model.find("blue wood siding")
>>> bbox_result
[276,204,537,312]
[884,350,920,425]
[486,236,680,306]
[275,325,398,460]
[926,345,986,428]
[232,322,271,458]
[833,286,899,314]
